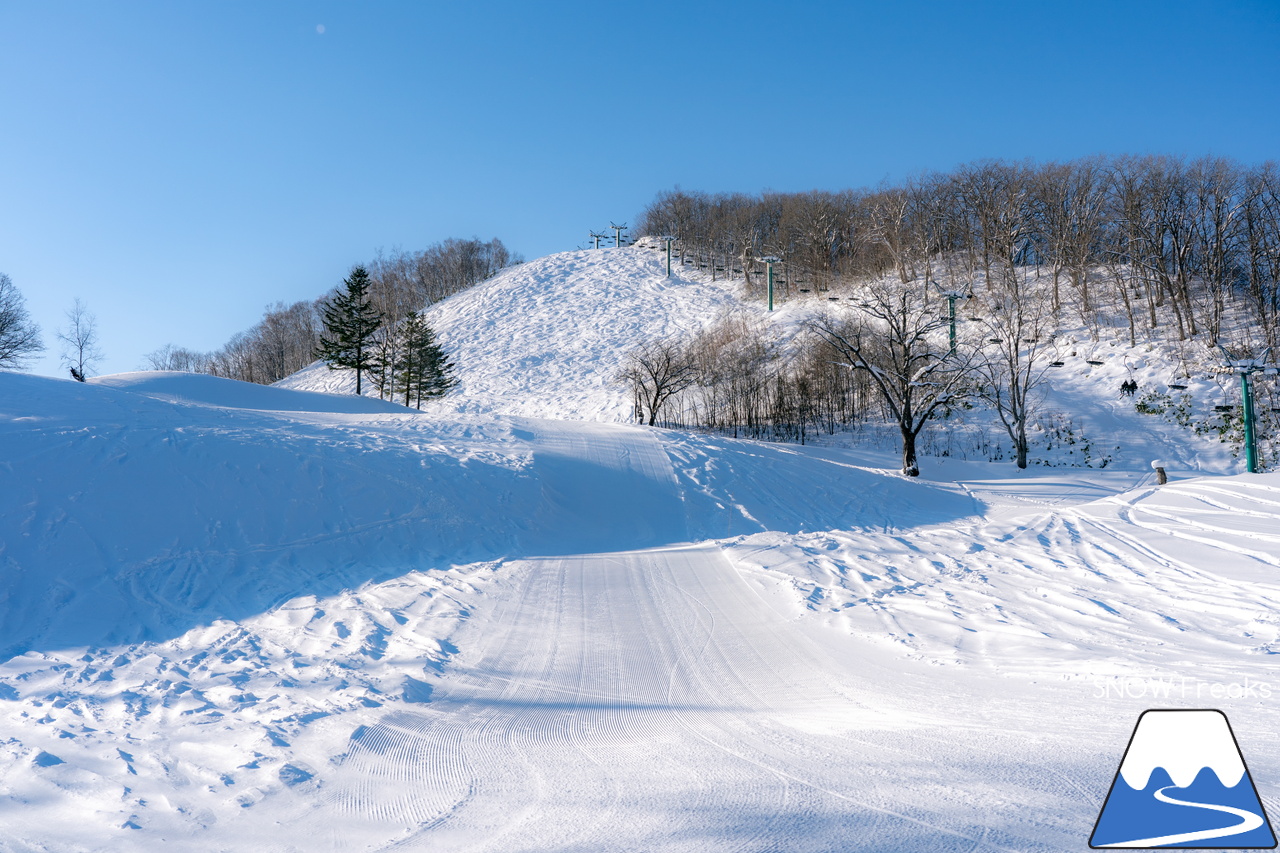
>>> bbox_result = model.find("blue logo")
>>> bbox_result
[1091,709,1276,849]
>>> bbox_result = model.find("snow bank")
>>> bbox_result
[92,371,413,414]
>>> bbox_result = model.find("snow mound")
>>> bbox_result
[92,371,411,414]
[0,372,971,661]
[276,248,749,421]
[0,372,519,659]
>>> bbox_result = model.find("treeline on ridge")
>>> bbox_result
[627,155,1280,472]
[638,154,1280,347]
[147,237,520,388]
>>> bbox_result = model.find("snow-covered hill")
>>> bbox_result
[278,248,747,422]
[283,247,1252,475]
[3,249,1280,851]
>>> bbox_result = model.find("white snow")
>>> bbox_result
[2,247,1279,851]
[276,248,748,422]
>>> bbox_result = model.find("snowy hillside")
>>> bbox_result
[278,248,747,422]
[3,248,1280,851]
[284,247,1253,475]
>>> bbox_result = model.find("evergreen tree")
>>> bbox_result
[393,312,456,409]
[364,324,401,401]
[314,267,384,395]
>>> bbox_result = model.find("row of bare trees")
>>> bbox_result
[146,237,520,387]
[621,274,1076,476]
[145,299,323,384]
[621,312,881,451]
[637,155,1280,349]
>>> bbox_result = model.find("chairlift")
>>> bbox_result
[1049,361,1065,367]
[1215,405,1236,412]
[799,288,811,293]
[987,338,1003,344]
[1023,338,1038,343]
[828,296,840,301]
[1087,359,1104,366]
[1168,383,1188,390]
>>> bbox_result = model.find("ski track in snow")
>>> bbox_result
[3,249,1280,851]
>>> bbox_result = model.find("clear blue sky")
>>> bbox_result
[2,0,1277,377]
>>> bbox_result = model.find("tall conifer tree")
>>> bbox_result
[393,311,456,408]
[314,267,383,395]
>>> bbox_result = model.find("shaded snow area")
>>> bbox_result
[4,252,1280,852]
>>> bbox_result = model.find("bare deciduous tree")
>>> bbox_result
[971,286,1058,469]
[618,340,698,426]
[143,343,210,372]
[57,298,103,381]
[0,273,44,370]
[809,282,973,477]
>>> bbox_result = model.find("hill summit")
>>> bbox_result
[278,248,747,421]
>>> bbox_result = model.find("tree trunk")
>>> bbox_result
[901,426,920,477]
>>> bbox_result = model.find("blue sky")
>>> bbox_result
[2,0,1277,377]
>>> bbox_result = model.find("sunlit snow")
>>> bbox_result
[3,248,1278,851]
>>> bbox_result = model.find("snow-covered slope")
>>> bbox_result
[278,248,748,422]
[93,371,414,414]
[3,249,1280,852]
[282,247,1251,476]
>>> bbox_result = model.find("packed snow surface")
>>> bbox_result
[3,248,1280,851]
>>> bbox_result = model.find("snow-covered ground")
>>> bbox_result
[3,249,1279,851]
